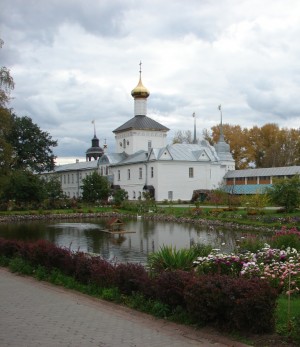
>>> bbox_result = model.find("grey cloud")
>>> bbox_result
[246,88,300,120]
[150,93,189,113]
[1,0,129,45]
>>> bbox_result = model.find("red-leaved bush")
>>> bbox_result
[114,262,152,295]
[0,238,24,258]
[90,257,116,288]
[155,270,195,308]
[184,274,278,333]
[24,240,74,275]
[73,252,94,284]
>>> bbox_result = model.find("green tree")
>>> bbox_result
[2,170,46,204]
[0,107,13,174]
[81,172,111,203]
[44,176,64,200]
[112,188,128,206]
[267,175,300,212]
[7,114,57,173]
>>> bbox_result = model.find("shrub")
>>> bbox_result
[229,277,278,333]
[269,227,300,251]
[24,240,74,274]
[114,262,152,296]
[184,275,278,333]
[155,270,194,308]
[184,275,230,325]
[0,238,24,258]
[90,257,116,288]
[73,252,93,284]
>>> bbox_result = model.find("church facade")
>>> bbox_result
[85,70,234,201]
[48,70,236,201]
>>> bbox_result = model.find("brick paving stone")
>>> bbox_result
[0,268,249,347]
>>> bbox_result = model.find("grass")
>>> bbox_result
[155,206,300,230]
[276,295,300,344]
[1,203,300,230]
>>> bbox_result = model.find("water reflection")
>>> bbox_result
[0,218,266,264]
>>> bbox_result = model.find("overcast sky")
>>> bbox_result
[1,0,300,164]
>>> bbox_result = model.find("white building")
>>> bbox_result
[98,70,235,201]
[47,69,235,201]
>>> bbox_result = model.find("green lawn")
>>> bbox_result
[276,295,300,343]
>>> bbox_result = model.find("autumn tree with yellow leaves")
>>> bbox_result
[205,123,300,169]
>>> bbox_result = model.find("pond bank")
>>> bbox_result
[0,211,275,233]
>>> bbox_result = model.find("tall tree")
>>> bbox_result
[7,114,57,173]
[0,107,13,174]
[208,123,300,169]
[209,124,250,169]
[247,124,300,168]
[1,170,46,204]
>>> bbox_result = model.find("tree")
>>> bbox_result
[1,170,46,204]
[44,176,64,201]
[208,123,300,169]
[266,175,300,212]
[112,188,128,206]
[209,124,250,169]
[81,172,111,203]
[7,114,57,173]
[0,39,14,107]
[0,107,13,174]
[172,130,194,144]
[0,39,57,174]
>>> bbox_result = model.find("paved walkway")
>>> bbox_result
[0,268,249,347]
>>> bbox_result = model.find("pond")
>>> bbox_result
[0,217,265,264]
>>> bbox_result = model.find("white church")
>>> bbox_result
[50,69,236,201]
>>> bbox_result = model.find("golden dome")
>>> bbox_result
[131,77,150,98]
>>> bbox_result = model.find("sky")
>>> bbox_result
[1,0,300,164]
